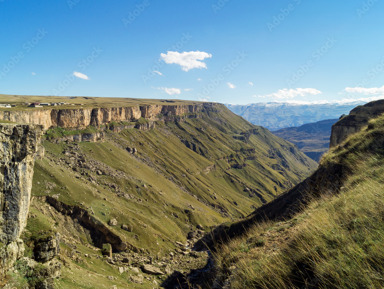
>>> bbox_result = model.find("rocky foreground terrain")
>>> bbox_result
[0,95,316,288]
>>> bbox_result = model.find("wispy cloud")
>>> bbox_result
[158,87,181,95]
[256,88,322,99]
[184,88,192,92]
[198,96,210,102]
[31,72,36,76]
[265,96,384,105]
[153,70,163,76]
[227,82,236,89]
[345,85,384,95]
[160,51,212,72]
[336,96,384,104]
[73,71,89,80]
[248,81,254,86]
[197,78,202,81]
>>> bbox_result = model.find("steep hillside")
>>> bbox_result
[185,103,384,289]
[227,102,358,131]
[273,119,337,161]
[0,96,316,288]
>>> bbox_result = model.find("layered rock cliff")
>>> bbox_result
[0,103,213,130]
[330,99,384,147]
[0,124,42,277]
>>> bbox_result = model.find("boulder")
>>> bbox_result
[102,243,113,258]
[108,218,118,226]
[130,274,144,284]
[121,224,133,232]
[141,264,164,275]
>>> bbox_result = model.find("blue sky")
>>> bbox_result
[1,0,384,104]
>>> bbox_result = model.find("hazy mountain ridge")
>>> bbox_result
[226,102,361,131]
[273,119,338,161]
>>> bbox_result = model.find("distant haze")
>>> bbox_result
[227,102,363,131]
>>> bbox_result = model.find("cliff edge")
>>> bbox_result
[0,103,214,130]
[0,123,42,277]
[330,99,384,147]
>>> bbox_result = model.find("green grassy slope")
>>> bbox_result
[17,103,316,289]
[213,111,384,288]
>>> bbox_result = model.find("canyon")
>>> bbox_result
[0,96,317,288]
[1,96,384,288]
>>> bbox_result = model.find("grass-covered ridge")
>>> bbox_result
[0,94,203,110]
[213,113,384,288]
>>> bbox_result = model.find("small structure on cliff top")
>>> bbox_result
[29,102,42,108]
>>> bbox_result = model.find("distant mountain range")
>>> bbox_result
[226,102,364,131]
[273,119,338,162]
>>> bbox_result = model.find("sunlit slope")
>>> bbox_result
[25,103,316,288]
[214,110,384,289]
[31,104,316,250]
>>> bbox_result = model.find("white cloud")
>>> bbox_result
[258,96,384,106]
[248,81,254,86]
[345,85,384,95]
[73,71,89,80]
[184,88,193,92]
[197,78,202,81]
[336,96,384,104]
[153,70,163,76]
[256,88,322,99]
[160,51,212,72]
[158,87,181,96]
[31,72,36,76]
[227,82,236,89]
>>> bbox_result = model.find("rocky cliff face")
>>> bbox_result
[330,100,384,147]
[0,124,42,277]
[0,103,212,130]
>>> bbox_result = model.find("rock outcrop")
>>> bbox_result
[46,196,135,252]
[0,123,42,277]
[330,100,384,147]
[0,103,215,130]
[34,233,60,263]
